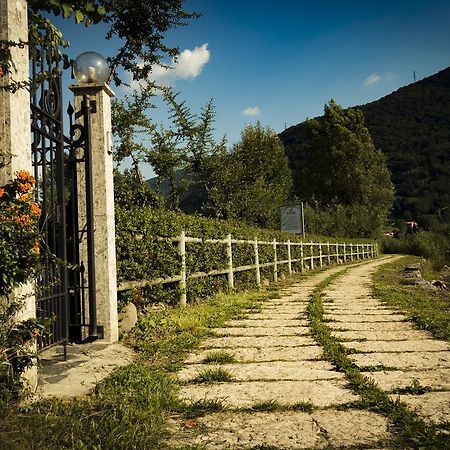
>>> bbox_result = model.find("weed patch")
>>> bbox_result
[202,351,236,364]
[192,367,235,383]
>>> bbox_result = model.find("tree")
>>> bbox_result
[1,1,199,91]
[212,123,292,228]
[295,100,394,236]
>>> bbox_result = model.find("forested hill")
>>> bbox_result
[279,66,450,227]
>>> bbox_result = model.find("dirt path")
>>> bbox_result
[167,256,450,449]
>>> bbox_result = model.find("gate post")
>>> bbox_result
[0,0,37,386]
[70,83,118,342]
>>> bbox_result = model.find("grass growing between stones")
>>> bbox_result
[202,351,236,364]
[0,289,269,449]
[373,256,450,342]
[191,367,235,383]
[307,268,450,448]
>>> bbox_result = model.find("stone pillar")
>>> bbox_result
[70,83,118,342]
[0,0,31,183]
[0,0,37,387]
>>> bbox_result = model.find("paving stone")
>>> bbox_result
[328,321,414,331]
[253,312,304,320]
[200,335,315,348]
[351,351,450,370]
[177,360,342,382]
[167,410,390,449]
[364,369,450,391]
[185,346,324,363]
[211,326,309,336]
[326,307,394,313]
[334,330,431,341]
[324,314,409,322]
[342,339,450,353]
[179,379,358,408]
[226,319,308,328]
[390,391,450,425]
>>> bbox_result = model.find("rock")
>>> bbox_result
[118,302,138,333]
[431,280,448,290]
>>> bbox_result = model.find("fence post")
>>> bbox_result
[357,243,360,260]
[300,242,304,272]
[310,242,315,269]
[371,244,374,258]
[178,231,187,306]
[343,243,347,263]
[273,239,278,282]
[287,240,292,274]
[319,242,323,268]
[335,243,339,263]
[327,242,331,265]
[227,234,234,290]
[254,237,261,287]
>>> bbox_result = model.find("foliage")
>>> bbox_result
[115,204,374,307]
[206,122,293,228]
[112,87,225,211]
[305,201,388,239]
[287,100,394,237]
[0,171,41,296]
[1,0,199,91]
[0,171,48,400]
[381,231,450,269]
[114,168,163,209]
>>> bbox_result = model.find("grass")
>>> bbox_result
[191,367,235,383]
[306,267,449,449]
[0,289,269,449]
[202,351,236,364]
[372,256,450,341]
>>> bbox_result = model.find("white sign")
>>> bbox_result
[281,204,304,235]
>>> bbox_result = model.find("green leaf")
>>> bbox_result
[61,3,73,18]
[96,5,107,16]
[85,2,95,13]
[75,10,84,24]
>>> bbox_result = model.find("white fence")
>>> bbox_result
[118,232,378,306]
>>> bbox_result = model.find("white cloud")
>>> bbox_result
[241,106,261,116]
[363,73,381,86]
[362,72,396,87]
[148,43,210,85]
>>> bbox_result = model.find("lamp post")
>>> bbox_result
[70,51,118,342]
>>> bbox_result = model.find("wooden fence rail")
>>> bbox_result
[117,232,379,305]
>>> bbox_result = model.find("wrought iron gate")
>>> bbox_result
[30,45,97,350]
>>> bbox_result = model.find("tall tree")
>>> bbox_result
[212,123,292,228]
[296,100,394,235]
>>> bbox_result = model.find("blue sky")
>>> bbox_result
[56,0,450,178]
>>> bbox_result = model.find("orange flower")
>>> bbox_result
[17,170,30,181]
[15,214,31,225]
[32,242,40,254]
[30,203,41,217]
[17,182,31,193]
[0,188,5,198]
[19,194,29,201]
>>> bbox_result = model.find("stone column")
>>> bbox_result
[70,83,118,342]
[0,0,37,387]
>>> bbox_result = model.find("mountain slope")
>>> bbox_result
[279,67,450,226]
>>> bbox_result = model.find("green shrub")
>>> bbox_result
[115,205,376,307]
[381,231,450,269]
